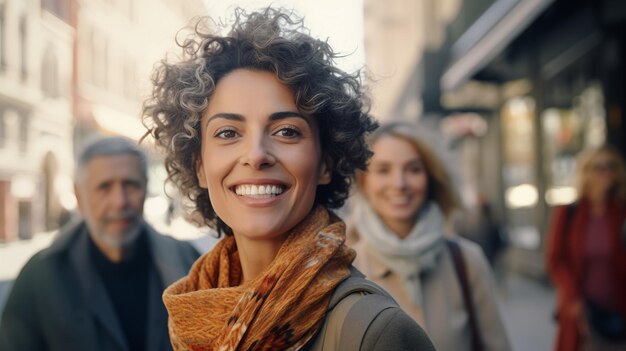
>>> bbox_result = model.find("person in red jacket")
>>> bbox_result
[546,144,626,351]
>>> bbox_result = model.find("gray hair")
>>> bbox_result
[75,136,148,184]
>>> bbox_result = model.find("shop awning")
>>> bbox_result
[441,0,555,91]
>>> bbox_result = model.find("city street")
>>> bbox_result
[0,0,623,350]
[499,274,556,350]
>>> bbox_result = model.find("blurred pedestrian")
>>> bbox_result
[142,8,435,351]
[350,122,510,351]
[0,136,200,351]
[456,191,509,285]
[546,145,626,351]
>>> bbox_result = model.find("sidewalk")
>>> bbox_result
[0,230,56,316]
[0,230,57,281]
[499,273,556,351]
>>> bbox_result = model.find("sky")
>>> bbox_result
[202,0,365,74]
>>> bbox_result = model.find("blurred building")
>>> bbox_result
[366,0,626,278]
[0,0,74,241]
[72,0,205,146]
[72,0,206,228]
[0,0,206,242]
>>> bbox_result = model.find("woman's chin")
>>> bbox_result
[230,222,291,243]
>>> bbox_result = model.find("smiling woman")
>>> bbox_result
[351,122,511,351]
[141,6,435,351]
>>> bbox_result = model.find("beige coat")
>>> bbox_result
[353,236,511,351]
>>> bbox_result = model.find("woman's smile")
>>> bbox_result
[229,179,290,207]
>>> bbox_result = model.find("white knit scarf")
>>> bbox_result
[354,199,445,307]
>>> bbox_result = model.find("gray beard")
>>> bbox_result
[93,222,142,248]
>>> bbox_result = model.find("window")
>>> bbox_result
[19,16,27,81]
[0,108,5,148]
[89,29,96,84]
[0,4,6,70]
[91,31,109,88]
[42,46,59,98]
[19,112,30,153]
[41,0,71,23]
[128,0,134,22]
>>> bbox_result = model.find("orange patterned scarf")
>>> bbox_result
[163,206,355,351]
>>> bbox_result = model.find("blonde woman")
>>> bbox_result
[351,122,510,351]
[547,145,626,350]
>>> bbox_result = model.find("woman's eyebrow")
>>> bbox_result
[206,111,310,128]
[268,111,305,120]
[205,113,244,128]
[269,111,312,127]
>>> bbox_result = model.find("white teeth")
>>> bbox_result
[234,184,285,197]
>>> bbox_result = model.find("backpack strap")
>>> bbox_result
[446,239,483,351]
[337,293,397,350]
[309,268,398,351]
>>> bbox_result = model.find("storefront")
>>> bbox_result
[416,0,626,277]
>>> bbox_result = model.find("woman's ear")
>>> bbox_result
[318,156,332,185]
[195,156,208,188]
[355,170,366,191]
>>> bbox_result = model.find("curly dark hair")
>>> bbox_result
[142,7,377,236]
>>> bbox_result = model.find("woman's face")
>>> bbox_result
[361,135,429,230]
[586,151,617,196]
[196,69,330,244]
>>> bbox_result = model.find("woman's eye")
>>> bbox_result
[274,126,302,138]
[375,168,390,175]
[215,128,239,139]
[408,166,423,174]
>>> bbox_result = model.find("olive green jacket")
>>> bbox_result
[307,267,437,350]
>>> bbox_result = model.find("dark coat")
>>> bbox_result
[546,200,626,351]
[307,267,436,351]
[0,220,200,351]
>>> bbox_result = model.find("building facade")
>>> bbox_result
[72,0,206,229]
[0,0,74,241]
[0,0,206,242]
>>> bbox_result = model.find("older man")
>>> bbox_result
[0,136,200,351]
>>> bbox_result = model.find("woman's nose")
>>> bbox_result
[392,170,407,189]
[241,135,276,169]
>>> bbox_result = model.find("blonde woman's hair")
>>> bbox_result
[359,122,462,218]
[576,144,626,202]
